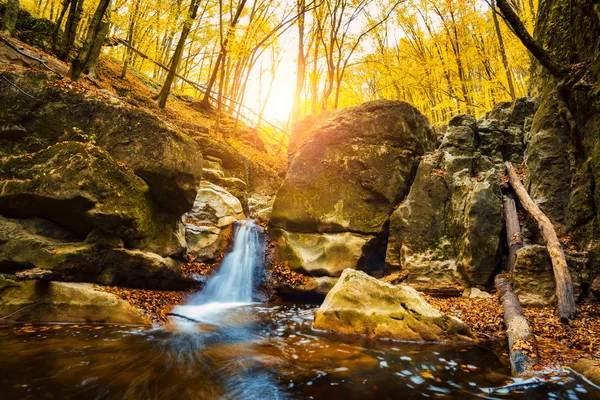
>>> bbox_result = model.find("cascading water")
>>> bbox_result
[172,220,265,325]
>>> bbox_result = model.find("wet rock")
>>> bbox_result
[0,275,150,325]
[185,181,245,261]
[276,276,339,298]
[571,359,600,386]
[314,269,473,342]
[272,229,375,277]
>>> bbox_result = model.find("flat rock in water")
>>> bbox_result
[313,269,474,342]
[0,275,150,325]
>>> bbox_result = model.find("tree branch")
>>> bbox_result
[494,0,567,79]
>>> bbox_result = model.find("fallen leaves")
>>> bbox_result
[424,293,600,368]
[423,294,505,340]
[94,285,192,324]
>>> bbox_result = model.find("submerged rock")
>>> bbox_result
[313,269,473,342]
[0,275,150,325]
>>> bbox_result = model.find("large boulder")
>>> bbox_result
[0,275,150,325]
[0,70,203,216]
[0,215,194,289]
[185,181,246,261]
[385,110,517,287]
[272,230,375,277]
[272,101,436,281]
[272,100,435,235]
[0,142,168,247]
[519,0,600,301]
[313,269,473,342]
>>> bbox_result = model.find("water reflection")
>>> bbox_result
[0,303,598,400]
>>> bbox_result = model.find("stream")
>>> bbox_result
[1,221,599,399]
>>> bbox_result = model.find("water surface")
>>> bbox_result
[1,303,597,400]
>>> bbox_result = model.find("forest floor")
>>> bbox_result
[427,295,600,370]
[1,33,287,174]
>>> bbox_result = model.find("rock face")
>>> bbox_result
[313,269,473,342]
[185,181,246,261]
[271,100,436,281]
[0,275,150,325]
[519,0,600,302]
[0,68,204,288]
[386,103,537,287]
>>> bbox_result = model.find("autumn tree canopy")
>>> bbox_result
[18,0,536,125]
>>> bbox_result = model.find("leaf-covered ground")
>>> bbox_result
[425,294,600,368]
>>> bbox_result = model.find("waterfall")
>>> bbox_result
[172,220,264,325]
[191,220,264,304]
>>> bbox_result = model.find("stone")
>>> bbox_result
[0,275,150,325]
[271,100,435,235]
[0,141,184,256]
[467,288,492,299]
[0,70,203,216]
[272,229,375,277]
[276,276,339,298]
[571,359,600,387]
[313,269,473,342]
[386,126,503,286]
[185,181,245,261]
[513,245,555,307]
[0,215,194,290]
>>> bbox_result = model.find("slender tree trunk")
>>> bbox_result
[505,161,577,322]
[58,0,83,61]
[492,1,516,100]
[1,0,20,36]
[157,0,201,108]
[52,0,70,53]
[69,0,111,81]
[496,0,566,79]
[291,0,306,123]
[200,0,247,108]
[310,34,319,115]
[85,13,110,79]
[120,0,139,79]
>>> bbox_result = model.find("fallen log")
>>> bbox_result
[505,161,577,322]
[495,274,539,376]
[502,189,524,274]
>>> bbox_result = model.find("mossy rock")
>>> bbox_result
[313,269,473,342]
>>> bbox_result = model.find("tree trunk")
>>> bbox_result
[492,1,516,100]
[156,0,201,109]
[291,0,306,124]
[69,0,111,81]
[200,0,247,108]
[120,0,139,79]
[58,0,83,61]
[503,190,523,274]
[495,274,539,376]
[1,0,20,36]
[496,0,566,79]
[84,6,111,79]
[505,161,577,322]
